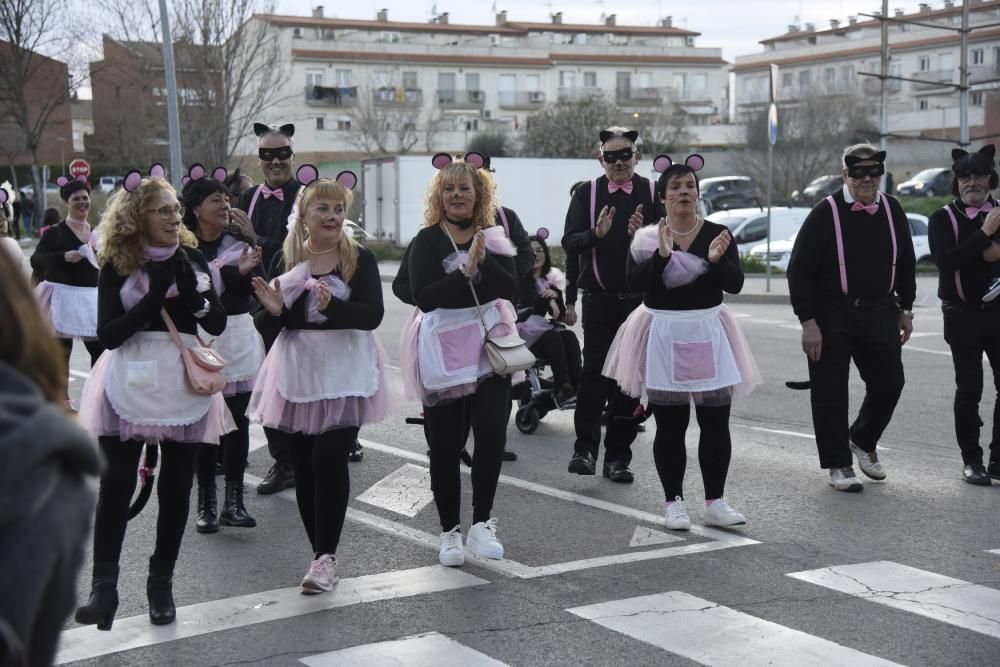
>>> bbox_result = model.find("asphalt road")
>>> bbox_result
[57,288,1000,666]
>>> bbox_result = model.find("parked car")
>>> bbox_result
[748,212,933,271]
[896,168,951,197]
[706,206,812,256]
[97,176,122,193]
[792,174,843,205]
[18,183,61,197]
[700,176,761,211]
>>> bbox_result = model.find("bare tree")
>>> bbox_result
[347,81,429,155]
[633,105,692,156]
[346,83,392,154]
[423,104,448,154]
[519,96,622,158]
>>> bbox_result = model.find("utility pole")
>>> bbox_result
[879,0,889,152]
[158,0,183,189]
[960,0,970,146]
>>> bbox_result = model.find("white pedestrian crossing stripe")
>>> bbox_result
[355,463,434,517]
[567,591,901,666]
[300,632,507,666]
[788,561,1000,640]
[629,525,684,548]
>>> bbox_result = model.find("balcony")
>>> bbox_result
[970,63,1000,85]
[304,85,358,107]
[861,78,902,94]
[498,90,546,109]
[616,87,663,106]
[437,89,486,108]
[557,87,604,102]
[911,69,954,91]
[373,87,423,107]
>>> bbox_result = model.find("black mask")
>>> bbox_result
[446,218,474,230]
[259,147,293,162]
[847,163,885,179]
[602,148,634,164]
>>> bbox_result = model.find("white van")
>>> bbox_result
[705,206,813,256]
[97,176,122,193]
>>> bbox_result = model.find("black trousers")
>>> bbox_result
[807,302,904,469]
[287,427,356,556]
[197,392,251,486]
[529,328,582,390]
[424,374,510,531]
[943,305,1000,465]
[573,291,641,464]
[92,437,198,565]
[652,403,732,500]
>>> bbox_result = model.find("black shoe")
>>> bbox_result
[349,439,364,462]
[74,562,119,631]
[219,483,257,527]
[196,484,219,533]
[147,557,176,626]
[568,450,596,475]
[603,460,635,483]
[988,460,1000,480]
[502,449,518,461]
[963,463,992,486]
[256,462,295,495]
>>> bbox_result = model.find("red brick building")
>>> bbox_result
[0,41,73,166]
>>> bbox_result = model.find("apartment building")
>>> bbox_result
[731,0,1000,167]
[239,8,730,160]
[0,41,73,167]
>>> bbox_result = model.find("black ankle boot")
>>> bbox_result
[196,484,219,534]
[147,556,176,625]
[74,562,119,631]
[219,482,256,528]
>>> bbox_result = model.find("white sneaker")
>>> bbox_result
[849,442,886,480]
[467,518,504,560]
[703,499,747,526]
[664,496,691,530]
[828,466,864,492]
[301,554,337,594]
[438,525,465,567]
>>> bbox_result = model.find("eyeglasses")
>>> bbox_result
[146,205,183,219]
[602,148,634,164]
[259,147,293,162]
[847,164,885,179]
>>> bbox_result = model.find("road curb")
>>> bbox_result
[724,293,791,305]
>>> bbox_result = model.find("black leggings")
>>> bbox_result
[424,374,510,531]
[652,403,732,501]
[530,328,582,389]
[196,392,251,486]
[287,427,356,556]
[92,437,199,565]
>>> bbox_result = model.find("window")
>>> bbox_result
[919,99,929,111]
[465,73,480,91]
[335,70,352,87]
[939,53,953,71]
[438,72,456,91]
[918,56,930,72]
[306,69,324,88]
[908,217,927,236]
[840,64,854,82]
[336,118,351,131]
[560,70,576,88]
[524,74,540,91]
[402,71,418,89]
[465,119,480,131]
[972,91,983,106]
[782,72,792,88]
[315,116,325,130]
[825,67,836,84]
[373,70,391,88]
[691,73,707,91]
[972,49,985,66]
[637,71,653,88]
[797,70,811,88]
[672,73,686,92]
[583,71,597,87]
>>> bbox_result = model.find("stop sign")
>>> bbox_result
[69,159,90,178]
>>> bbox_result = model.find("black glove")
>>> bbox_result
[174,254,199,297]
[145,260,174,300]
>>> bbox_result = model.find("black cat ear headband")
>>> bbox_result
[652,154,706,173]
[599,129,639,144]
[951,144,996,174]
[844,151,887,168]
[122,163,167,193]
[181,164,229,187]
[431,152,487,170]
[253,122,295,138]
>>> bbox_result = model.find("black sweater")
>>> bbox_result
[626,221,744,309]
[787,189,916,322]
[408,224,517,312]
[561,174,662,293]
[928,197,1000,303]
[237,178,301,276]
[30,222,98,287]
[96,247,227,350]
[253,247,384,344]
[196,233,263,316]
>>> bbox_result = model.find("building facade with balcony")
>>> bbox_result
[238,8,729,160]
[731,1,1000,169]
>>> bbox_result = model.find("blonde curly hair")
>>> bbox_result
[97,177,197,276]
[422,162,496,229]
[283,180,361,279]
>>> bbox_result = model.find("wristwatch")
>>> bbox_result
[193,298,211,319]
[899,309,914,319]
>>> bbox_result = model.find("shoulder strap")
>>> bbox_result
[826,195,849,295]
[588,179,606,289]
[245,185,264,221]
[944,204,966,302]
[880,192,898,294]
[160,307,209,348]
[497,205,510,236]
[440,224,492,335]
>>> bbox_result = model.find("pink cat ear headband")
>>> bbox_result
[122,163,167,193]
[56,175,88,188]
[181,164,229,186]
[294,164,357,190]
[430,152,486,170]
[653,154,705,173]
[0,188,8,205]
[535,227,550,241]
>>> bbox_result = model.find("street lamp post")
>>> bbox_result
[58,138,66,176]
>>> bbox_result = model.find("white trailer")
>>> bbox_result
[361,156,654,245]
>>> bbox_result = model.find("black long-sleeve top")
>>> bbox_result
[565,245,580,305]
[497,206,535,285]
[561,174,662,293]
[237,178,301,277]
[787,189,916,322]
[516,271,567,321]
[30,222,98,287]
[626,221,744,309]
[97,247,227,350]
[928,196,1000,304]
[408,224,517,312]
[253,247,384,344]
[392,241,417,306]
[196,233,263,316]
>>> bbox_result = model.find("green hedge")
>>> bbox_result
[898,195,952,217]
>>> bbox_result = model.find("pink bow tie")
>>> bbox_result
[260,185,284,201]
[851,201,879,216]
[608,180,633,195]
[966,202,994,218]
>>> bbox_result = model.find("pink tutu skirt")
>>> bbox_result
[78,349,235,444]
[248,333,392,435]
[603,304,762,407]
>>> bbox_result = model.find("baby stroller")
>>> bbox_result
[512,356,577,434]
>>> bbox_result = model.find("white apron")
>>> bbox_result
[50,284,98,338]
[105,331,212,425]
[274,329,380,402]
[201,313,264,384]
[644,305,742,394]
[417,300,506,391]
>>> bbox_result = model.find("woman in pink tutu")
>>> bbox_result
[248,167,388,594]
[400,152,518,568]
[604,154,761,531]
[75,168,232,631]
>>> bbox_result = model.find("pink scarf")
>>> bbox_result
[441,225,517,275]
[629,225,709,289]
[273,261,351,323]
[206,235,247,295]
[119,244,210,310]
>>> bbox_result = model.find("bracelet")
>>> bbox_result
[193,298,210,319]
[899,309,914,319]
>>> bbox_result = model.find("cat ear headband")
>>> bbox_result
[599,129,639,144]
[56,175,88,188]
[287,165,359,232]
[431,152,486,170]
[181,164,229,186]
[844,151,887,168]
[122,163,167,193]
[0,187,9,206]
[653,154,705,173]
[535,227,550,241]
[253,122,295,138]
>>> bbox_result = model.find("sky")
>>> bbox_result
[277,0,940,61]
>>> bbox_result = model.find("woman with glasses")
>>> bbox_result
[75,175,231,630]
[181,174,264,533]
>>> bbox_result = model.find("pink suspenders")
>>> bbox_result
[825,192,898,296]
[587,178,656,291]
[497,205,510,236]
[943,205,967,302]
[245,185,264,221]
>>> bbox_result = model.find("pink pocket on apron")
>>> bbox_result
[438,322,483,373]
[672,341,716,381]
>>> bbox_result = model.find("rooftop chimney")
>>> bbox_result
[918,3,931,12]
[551,11,562,24]
[376,8,388,21]
[805,22,815,32]
[312,5,324,18]
[605,14,616,26]
[830,19,840,29]
[788,24,800,33]
[438,12,449,24]
[848,16,858,25]
[894,8,904,17]
[944,0,954,7]
[496,10,507,26]
[661,16,673,28]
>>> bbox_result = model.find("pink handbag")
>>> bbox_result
[161,308,226,395]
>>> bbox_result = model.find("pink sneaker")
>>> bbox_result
[301,554,337,594]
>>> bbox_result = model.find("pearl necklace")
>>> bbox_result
[669,217,702,237]
[306,240,337,255]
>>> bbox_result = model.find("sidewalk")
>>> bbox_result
[377,260,941,309]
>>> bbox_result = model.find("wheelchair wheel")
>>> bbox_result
[515,405,540,434]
